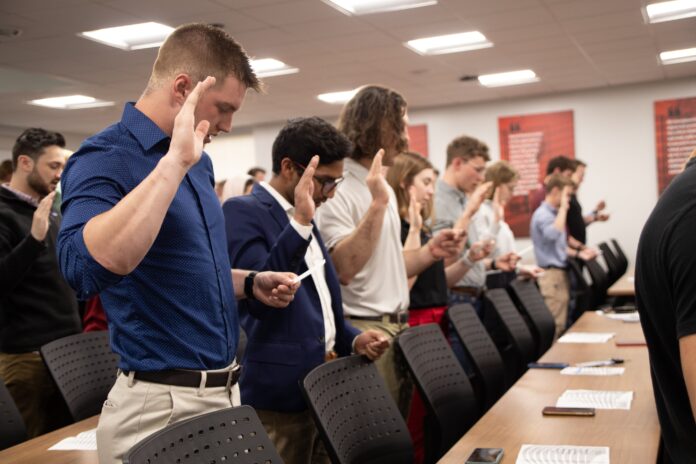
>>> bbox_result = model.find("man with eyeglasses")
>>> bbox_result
[223,116,389,464]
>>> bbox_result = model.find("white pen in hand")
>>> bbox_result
[292,259,326,284]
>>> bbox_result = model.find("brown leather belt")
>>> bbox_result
[123,366,242,388]
[347,312,408,324]
[450,286,484,298]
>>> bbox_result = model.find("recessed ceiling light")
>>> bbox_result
[644,0,696,23]
[659,46,696,64]
[79,22,174,50]
[405,31,493,55]
[478,70,539,87]
[317,89,358,104]
[322,0,437,15]
[250,58,299,78]
[28,95,114,110]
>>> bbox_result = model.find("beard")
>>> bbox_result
[27,169,54,197]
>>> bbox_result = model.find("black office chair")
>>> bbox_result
[0,377,26,450]
[123,405,283,464]
[567,258,592,315]
[611,239,629,276]
[485,289,536,381]
[40,331,119,421]
[508,279,556,358]
[301,355,413,464]
[447,304,506,411]
[395,324,479,464]
[585,257,611,309]
[599,242,622,286]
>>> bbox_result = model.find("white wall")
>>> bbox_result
[205,132,257,182]
[248,77,696,265]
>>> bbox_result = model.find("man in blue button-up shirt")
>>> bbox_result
[57,24,299,464]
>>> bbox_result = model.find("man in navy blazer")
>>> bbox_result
[223,116,388,464]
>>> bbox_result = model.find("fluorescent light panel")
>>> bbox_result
[250,58,299,78]
[317,89,358,104]
[405,31,493,55]
[322,0,437,15]
[79,22,174,50]
[478,69,539,87]
[659,47,696,64]
[644,0,696,23]
[28,95,114,110]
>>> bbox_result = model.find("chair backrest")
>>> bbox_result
[301,355,413,464]
[40,331,119,421]
[598,242,622,285]
[123,405,283,464]
[0,377,26,450]
[585,258,610,308]
[485,289,537,374]
[396,324,479,463]
[446,304,505,410]
[567,258,592,313]
[508,279,556,357]
[610,239,629,275]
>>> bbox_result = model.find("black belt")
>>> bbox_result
[450,286,484,298]
[543,265,567,270]
[122,366,242,388]
[347,312,408,324]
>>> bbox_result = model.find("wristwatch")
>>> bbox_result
[244,271,258,300]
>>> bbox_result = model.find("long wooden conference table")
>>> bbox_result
[607,269,635,298]
[439,311,659,463]
[0,311,657,464]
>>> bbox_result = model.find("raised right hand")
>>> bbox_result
[560,185,572,210]
[407,187,423,231]
[293,155,319,226]
[366,149,390,206]
[167,76,216,169]
[464,181,493,218]
[31,191,56,242]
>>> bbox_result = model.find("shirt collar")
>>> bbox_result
[120,102,170,152]
[437,179,467,201]
[541,201,558,214]
[344,158,369,183]
[1,183,38,207]
[259,181,294,215]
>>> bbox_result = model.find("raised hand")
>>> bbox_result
[253,271,301,308]
[31,191,56,242]
[492,186,505,223]
[293,155,319,226]
[560,185,572,210]
[407,186,423,231]
[464,181,493,218]
[366,149,390,206]
[167,76,216,169]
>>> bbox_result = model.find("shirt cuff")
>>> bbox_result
[290,217,313,240]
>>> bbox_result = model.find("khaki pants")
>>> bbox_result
[538,268,570,339]
[346,318,412,418]
[257,409,329,464]
[97,371,240,464]
[0,351,72,437]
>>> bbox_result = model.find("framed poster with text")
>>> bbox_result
[498,110,575,237]
[655,97,696,194]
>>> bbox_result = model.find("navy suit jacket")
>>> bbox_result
[223,183,361,412]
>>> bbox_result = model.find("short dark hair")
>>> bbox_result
[545,155,575,175]
[446,135,490,166]
[545,173,574,193]
[338,85,408,160]
[272,117,352,174]
[0,160,12,181]
[247,167,266,177]
[12,128,65,171]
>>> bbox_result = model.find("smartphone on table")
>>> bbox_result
[542,406,595,416]
[466,447,504,463]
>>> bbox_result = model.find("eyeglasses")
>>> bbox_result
[292,161,344,196]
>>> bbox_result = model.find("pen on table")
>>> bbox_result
[574,358,624,368]
[292,259,326,284]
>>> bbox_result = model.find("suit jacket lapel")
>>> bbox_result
[252,183,290,231]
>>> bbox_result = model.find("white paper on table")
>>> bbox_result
[605,312,639,323]
[627,277,635,283]
[515,444,610,464]
[48,428,97,451]
[556,389,633,410]
[557,332,615,344]
[560,367,625,376]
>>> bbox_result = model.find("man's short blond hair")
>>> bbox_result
[147,23,261,93]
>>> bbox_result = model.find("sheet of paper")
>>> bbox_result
[605,312,639,322]
[557,332,615,344]
[48,428,97,451]
[556,389,633,410]
[516,444,610,464]
[560,367,625,376]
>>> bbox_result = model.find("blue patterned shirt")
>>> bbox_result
[57,103,238,371]
[530,201,567,268]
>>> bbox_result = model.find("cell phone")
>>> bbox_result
[466,447,504,464]
[542,406,595,416]
[527,362,569,369]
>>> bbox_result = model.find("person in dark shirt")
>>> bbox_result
[0,127,80,437]
[566,159,609,246]
[636,157,696,463]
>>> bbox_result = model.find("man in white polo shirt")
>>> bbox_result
[317,85,463,415]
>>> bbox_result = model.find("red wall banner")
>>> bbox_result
[407,124,428,158]
[654,97,696,194]
[498,110,575,237]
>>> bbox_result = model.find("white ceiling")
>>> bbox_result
[0,0,695,136]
